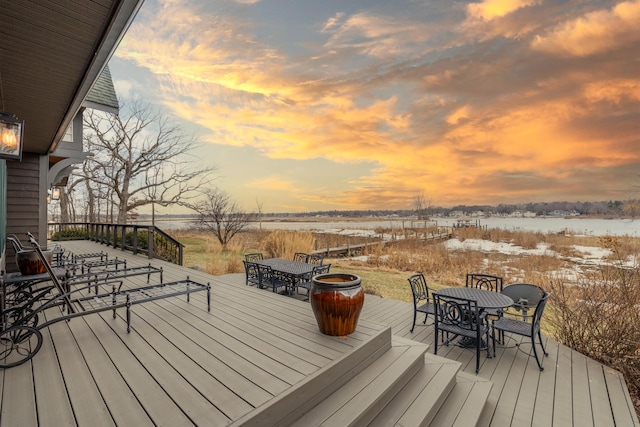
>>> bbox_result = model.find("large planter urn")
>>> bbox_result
[310,272,364,336]
[15,249,53,275]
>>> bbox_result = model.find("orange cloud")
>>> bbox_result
[532,0,640,56]
[467,0,539,21]
[245,176,297,191]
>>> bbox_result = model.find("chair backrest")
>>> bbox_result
[408,273,429,306]
[307,254,324,265]
[27,233,75,313]
[293,252,308,263]
[245,253,263,262]
[243,260,259,278]
[529,291,551,333]
[256,264,274,284]
[501,283,545,314]
[466,273,503,292]
[312,264,331,277]
[7,234,26,252]
[434,293,481,332]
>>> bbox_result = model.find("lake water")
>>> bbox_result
[147,217,639,237]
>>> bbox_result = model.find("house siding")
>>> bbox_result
[5,153,48,273]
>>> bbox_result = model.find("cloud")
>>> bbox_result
[322,12,345,31]
[246,175,297,191]
[112,0,640,210]
[446,105,472,125]
[532,0,640,56]
[467,0,539,21]
[320,10,442,59]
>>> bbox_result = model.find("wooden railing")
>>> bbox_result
[47,222,184,266]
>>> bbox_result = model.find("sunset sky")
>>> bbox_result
[109,0,640,213]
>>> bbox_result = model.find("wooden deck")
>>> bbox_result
[1,240,637,426]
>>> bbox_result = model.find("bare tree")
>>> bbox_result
[413,191,432,220]
[79,101,216,223]
[192,187,257,250]
[255,197,264,230]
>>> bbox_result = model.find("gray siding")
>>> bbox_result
[5,153,47,273]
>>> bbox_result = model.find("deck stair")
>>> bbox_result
[235,329,493,426]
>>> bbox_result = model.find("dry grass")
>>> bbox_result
[262,230,315,259]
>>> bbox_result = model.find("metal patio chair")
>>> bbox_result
[243,261,260,287]
[500,283,545,321]
[256,264,289,294]
[492,291,551,370]
[307,253,324,265]
[466,273,504,292]
[296,264,331,300]
[408,273,435,332]
[434,293,490,373]
[245,253,264,262]
[293,252,309,263]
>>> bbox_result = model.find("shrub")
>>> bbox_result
[51,227,87,240]
[548,236,640,411]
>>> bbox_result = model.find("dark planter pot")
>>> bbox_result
[310,272,364,336]
[16,250,52,275]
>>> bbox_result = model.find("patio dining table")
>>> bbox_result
[436,287,514,311]
[435,287,514,350]
[255,258,316,294]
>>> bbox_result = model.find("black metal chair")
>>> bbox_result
[256,264,289,294]
[307,253,324,265]
[500,283,545,321]
[408,273,435,332]
[243,261,260,287]
[466,273,503,292]
[434,293,490,373]
[296,264,331,300]
[492,291,551,371]
[245,253,263,262]
[293,252,308,263]
[466,273,504,321]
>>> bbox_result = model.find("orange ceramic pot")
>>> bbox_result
[16,249,52,275]
[310,273,364,336]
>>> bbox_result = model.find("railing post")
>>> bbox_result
[133,226,138,255]
[121,225,126,251]
[147,227,154,259]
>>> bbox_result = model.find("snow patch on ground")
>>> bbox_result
[443,238,555,256]
[572,245,612,260]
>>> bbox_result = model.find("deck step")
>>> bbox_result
[428,371,493,427]
[290,336,429,426]
[231,326,393,426]
[369,351,461,426]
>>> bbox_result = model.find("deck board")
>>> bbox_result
[46,318,115,427]
[1,240,636,427]
[64,315,157,426]
[31,326,76,427]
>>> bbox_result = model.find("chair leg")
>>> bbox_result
[532,336,544,371]
[537,329,549,356]
[485,328,491,358]
[422,313,428,325]
[492,327,497,358]
[434,328,439,355]
[410,310,417,332]
[475,337,481,373]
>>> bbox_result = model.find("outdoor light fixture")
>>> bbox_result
[0,113,24,161]
[51,187,61,201]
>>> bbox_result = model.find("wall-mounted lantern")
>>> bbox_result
[0,113,24,161]
[51,187,61,201]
